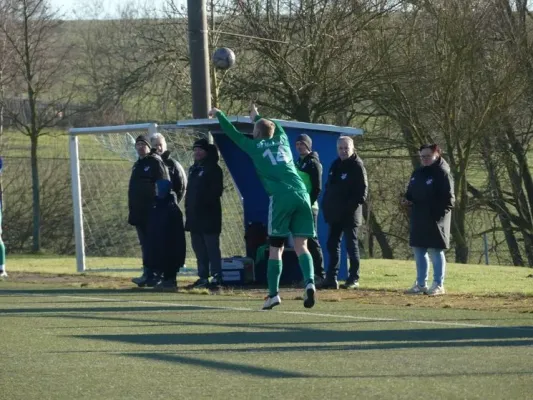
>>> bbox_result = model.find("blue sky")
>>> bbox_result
[50,0,186,19]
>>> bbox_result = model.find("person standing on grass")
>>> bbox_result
[402,143,454,296]
[210,103,317,311]
[185,140,224,290]
[322,136,368,290]
[150,133,187,205]
[128,135,169,287]
[294,134,325,286]
[145,179,186,291]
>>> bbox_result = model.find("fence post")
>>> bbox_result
[483,233,489,265]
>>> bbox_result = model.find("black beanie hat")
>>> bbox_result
[136,134,151,148]
[296,133,312,151]
[193,138,209,152]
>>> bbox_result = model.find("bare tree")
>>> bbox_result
[0,0,75,252]
[221,0,402,122]
[366,0,514,263]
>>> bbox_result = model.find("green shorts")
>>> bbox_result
[268,191,315,238]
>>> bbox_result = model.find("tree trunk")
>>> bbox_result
[363,204,394,259]
[452,177,469,263]
[482,135,524,266]
[30,134,40,252]
[522,233,533,267]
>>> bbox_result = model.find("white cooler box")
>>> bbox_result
[221,256,255,285]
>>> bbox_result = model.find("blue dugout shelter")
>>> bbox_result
[176,116,364,280]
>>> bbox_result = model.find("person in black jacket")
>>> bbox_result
[151,133,187,204]
[294,134,325,284]
[322,136,368,290]
[145,179,186,290]
[129,134,169,286]
[185,139,224,289]
[402,143,454,296]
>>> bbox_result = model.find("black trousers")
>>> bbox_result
[136,225,148,270]
[308,209,325,278]
[191,233,222,279]
[326,224,360,281]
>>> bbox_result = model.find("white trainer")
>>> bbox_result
[0,270,7,278]
[426,282,445,296]
[404,281,428,295]
[262,294,281,310]
[303,283,316,309]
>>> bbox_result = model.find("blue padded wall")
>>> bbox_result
[213,125,349,280]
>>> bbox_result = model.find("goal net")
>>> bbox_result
[69,123,245,273]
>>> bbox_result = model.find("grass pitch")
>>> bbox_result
[1,258,533,399]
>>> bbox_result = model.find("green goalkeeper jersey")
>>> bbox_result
[215,111,307,196]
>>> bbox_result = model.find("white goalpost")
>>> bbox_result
[69,123,159,272]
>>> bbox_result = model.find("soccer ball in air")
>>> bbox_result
[212,47,236,70]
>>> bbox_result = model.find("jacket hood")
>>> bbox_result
[206,144,220,164]
[161,150,171,160]
[435,157,450,174]
[422,156,450,174]
[306,151,320,161]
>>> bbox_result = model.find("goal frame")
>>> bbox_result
[68,118,363,274]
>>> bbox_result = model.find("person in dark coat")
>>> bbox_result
[128,135,169,286]
[151,133,187,204]
[322,136,368,290]
[145,179,186,290]
[294,134,325,284]
[402,143,454,296]
[185,139,224,289]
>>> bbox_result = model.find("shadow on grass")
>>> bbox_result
[0,306,216,314]
[128,352,310,378]
[50,348,533,379]
[74,325,533,347]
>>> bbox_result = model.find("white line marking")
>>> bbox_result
[48,295,533,331]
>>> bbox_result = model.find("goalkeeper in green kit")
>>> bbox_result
[209,104,316,310]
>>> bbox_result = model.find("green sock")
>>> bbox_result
[0,238,5,270]
[298,253,314,285]
[267,259,283,297]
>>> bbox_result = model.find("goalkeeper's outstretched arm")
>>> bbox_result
[209,107,255,153]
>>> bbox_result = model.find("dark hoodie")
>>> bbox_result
[160,150,187,204]
[146,179,186,280]
[185,144,224,234]
[405,157,455,249]
[295,151,322,209]
[322,153,368,227]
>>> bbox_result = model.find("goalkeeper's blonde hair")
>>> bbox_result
[254,119,275,139]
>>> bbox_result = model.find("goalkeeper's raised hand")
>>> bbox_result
[249,102,259,121]
[208,107,221,118]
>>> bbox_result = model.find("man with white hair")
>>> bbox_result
[150,133,187,204]
[322,136,368,290]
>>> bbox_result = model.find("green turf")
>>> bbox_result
[6,255,533,295]
[1,285,532,400]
